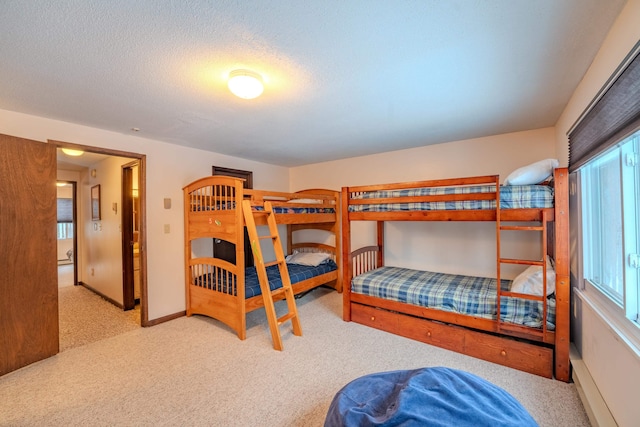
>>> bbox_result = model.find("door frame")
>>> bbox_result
[51,140,149,326]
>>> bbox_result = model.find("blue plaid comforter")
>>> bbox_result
[194,202,334,214]
[348,184,553,212]
[196,260,337,298]
[352,266,555,329]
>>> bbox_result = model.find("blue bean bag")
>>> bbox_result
[324,367,537,427]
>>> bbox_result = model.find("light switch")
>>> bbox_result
[164,198,171,209]
[164,224,170,234]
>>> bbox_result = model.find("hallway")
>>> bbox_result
[58,284,140,352]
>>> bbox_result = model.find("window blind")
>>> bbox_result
[568,40,640,172]
[57,198,73,223]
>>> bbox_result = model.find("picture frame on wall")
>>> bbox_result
[91,184,101,221]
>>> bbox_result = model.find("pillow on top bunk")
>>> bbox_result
[286,251,332,266]
[503,158,559,186]
[510,256,556,296]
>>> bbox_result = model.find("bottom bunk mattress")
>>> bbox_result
[195,260,337,298]
[351,266,555,329]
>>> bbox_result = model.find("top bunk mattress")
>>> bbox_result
[348,184,553,212]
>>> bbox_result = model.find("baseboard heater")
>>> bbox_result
[570,344,617,427]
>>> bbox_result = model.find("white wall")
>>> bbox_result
[0,108,289,321]
[79,156,131,304]
[292,127,557,278]
[554,1,640,426]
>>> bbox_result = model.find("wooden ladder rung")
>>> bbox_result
[499,258,544,266]
[264,260,283,268]
[270,288,286,298]
[277,312,296,325]
[500,225,543,231]
[258,234,278,240]
[499,290,545,302]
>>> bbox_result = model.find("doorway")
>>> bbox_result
[54,141,148,327]
[56,180,78,288]
[121,161,140,311]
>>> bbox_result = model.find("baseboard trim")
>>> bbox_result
[144,311,185,327]
[570,344,617,427]
[78,282,124,309]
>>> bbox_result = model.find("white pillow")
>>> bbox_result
[285,252,331,266]
[504,159,559,186]
[510,256,556,296]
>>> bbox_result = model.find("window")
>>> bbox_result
[57,223,74,240]
[581,130,639,323]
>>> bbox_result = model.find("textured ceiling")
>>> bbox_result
[0,1,627,167]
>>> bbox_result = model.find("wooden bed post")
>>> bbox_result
[342,188,352,321]
[334,191,343,293]
[553,168,570,382]
[183,185,192,316]
[377,221,384,267]
[235,179,247,339]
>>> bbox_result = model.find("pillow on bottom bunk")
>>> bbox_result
[285,251,332,266]
[510,256,556,296]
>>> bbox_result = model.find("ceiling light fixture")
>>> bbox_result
[228,69,264,99]
[61,148,84,157]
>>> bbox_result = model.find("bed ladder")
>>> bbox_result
[241,199,302,351]
[496,209,549,339]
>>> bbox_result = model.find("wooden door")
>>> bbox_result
[212,166,253,267]
[0,134,58,376]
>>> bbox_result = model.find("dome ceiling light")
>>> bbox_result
[227,69,264,99]
[61,148,84,156]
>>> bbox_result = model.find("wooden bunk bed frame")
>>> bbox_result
[183,175,341,340]
[341,168,570,381]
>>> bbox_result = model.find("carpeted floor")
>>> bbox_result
[58,285,140,352]
[2,288,589,426]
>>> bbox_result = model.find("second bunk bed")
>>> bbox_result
[341,167,569,381]
[184,175,341,342]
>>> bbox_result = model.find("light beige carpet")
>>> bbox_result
[2,288,588,426]
[58,285,140,352]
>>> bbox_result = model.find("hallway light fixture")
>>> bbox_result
[61,148,84,157]
[227,69,264,99]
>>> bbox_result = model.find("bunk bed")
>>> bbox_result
[183,175,341,341]
[341,167,569,381]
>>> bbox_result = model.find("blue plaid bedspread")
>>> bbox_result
[196,260,337,298]
[195,203,334,214]
[352,266,555,329]
[348,184,553,212]
[256,206,335,214]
